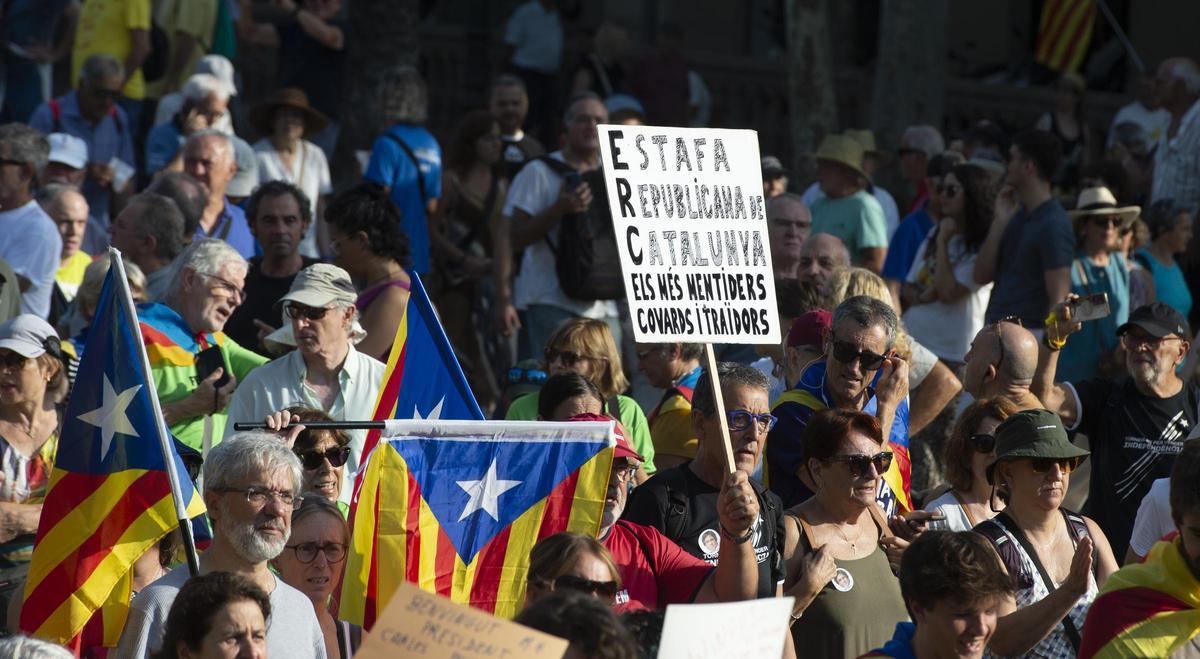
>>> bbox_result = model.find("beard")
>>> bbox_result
[1128,358,1163,385]
[217,508,290,563]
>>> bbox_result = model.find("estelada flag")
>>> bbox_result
[1078,538,1200,658]
[1034,0,1097,74]
[20,254,205,649]
[340,419,613,627]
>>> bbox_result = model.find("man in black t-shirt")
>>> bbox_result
[224,181,318,351]
[623,362,785,598]
[1034,301,1198,561]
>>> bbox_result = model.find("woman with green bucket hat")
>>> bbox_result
[974,408,1119,658]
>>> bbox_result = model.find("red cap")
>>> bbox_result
[786,310,832,348]
[568,413,643,462]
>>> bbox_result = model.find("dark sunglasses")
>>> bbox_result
[0,352,30,370]
[87,85,122,100]
[284,303,333,320]
[970,433,996,453]
[1029,457,1082,475]
[831,340,887,371]
[827,451,893,478]
[1090,215,1124,229]
[544,347,596,367]
[726,409,778,433]
[551,575,619,600]
[994,315,1023,370]
[297,446,350,470]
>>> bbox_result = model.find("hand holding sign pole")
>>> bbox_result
[596,124,780,475]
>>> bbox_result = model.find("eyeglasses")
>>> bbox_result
[87,86,122,100]
[0,352,30,371]
[994,316,1023,370]
[284,303,333,321]
[830,340,887,371]
[937,182,961,197]
[726,409,778,433]
[1120,332,1182,351]
[544,347,598,368]
[1028,457,1082,475]
[548,575,619,600]
[612,460,638,482]
[213,485,302,508]
[201,272,245,303]
[285,541,347,564]
[826,451,893,478]
[0,158,27,168]
[1090,216,1124,229]
[297,446,350,470]
[970,433,996,453]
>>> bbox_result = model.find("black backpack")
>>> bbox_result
[535,156,624,301]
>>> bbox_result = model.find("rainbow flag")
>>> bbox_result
[340,419,613,627]
[1034,0,1097,74]
[20,255,205,649]
[1078,538,1200,658]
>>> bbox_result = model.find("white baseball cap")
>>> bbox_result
[47,133,88,170]
[195,54,237,98]
[0,315,59,359]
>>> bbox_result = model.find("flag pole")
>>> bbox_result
[108,248,201,577]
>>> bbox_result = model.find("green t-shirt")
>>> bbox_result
[505,392,656,474]
[810,189,888,258]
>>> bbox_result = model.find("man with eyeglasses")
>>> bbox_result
[624,363,787,601]
[1034,300,1200,561]
[767,193,812,282]
[226,264,385,501]
[118,432,327,658]
[140,238,268,453]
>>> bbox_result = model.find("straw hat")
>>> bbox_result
[249,87,329,138]
[814,134,867,179]
[843,129,890,165]
[1067,186,1140,228]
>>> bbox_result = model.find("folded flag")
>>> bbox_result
[20,253,205,649]
[340,419,614,628]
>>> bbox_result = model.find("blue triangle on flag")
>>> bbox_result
[390,437,609,562]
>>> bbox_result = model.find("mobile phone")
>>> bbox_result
[564,171,583,190]
[194,346,230,389]
[1070,293,1111,323]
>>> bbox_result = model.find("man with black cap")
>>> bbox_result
[1034,300,1199,561]
[761,155,789,199]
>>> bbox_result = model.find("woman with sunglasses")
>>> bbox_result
[272,494,359,658]
[1136,199,1192,320]
[507,318,655,477]
[1056,186,1137,382]
[526,532,622,606]
[286,406,352,513]
[924,397,1018,532]
[781,408,908,658]
[975,409,1118,658]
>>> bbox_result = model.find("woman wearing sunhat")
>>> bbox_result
[975,409,1118,658]
[1057,186,1139,381]
[251,87,333,259]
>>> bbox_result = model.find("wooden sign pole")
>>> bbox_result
[703,343,737,475]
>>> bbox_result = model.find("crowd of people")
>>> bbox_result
[1,1,1200,658]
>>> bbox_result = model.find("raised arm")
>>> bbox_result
[1031,296,1083,427]
[974,186,1019,285]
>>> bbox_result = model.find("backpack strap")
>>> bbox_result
[975,517,1034,591]
[534,155,579,255]
[660,468,691,542]
[383,132,427,202]
[606,395,622,420]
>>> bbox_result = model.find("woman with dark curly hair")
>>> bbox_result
[152,571,271,659]
[902,163,999,366]
[324,183,412,360]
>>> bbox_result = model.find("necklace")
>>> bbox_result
[834,521,865,550]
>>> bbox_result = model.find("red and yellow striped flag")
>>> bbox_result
[1034,0,1097,74]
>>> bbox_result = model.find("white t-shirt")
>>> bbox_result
[1128,477,1173,559]
[503,151,619,319]
[253,139,333,258]
[504,0,562,74]
[902,232,992,363]
[0,200,63,318]
[802,181,901,239]
[923,490,977,533]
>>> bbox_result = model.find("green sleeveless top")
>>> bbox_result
[788,510,910,658]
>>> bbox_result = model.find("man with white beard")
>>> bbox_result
[117,433,327,658]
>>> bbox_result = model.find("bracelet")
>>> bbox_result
[789,609,803,622]
[1043,333,1065,351]
[719,523,753,545]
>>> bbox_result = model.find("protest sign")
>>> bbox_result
[656,596,794,659]
[595,125,780,345]
[356,582,568,659]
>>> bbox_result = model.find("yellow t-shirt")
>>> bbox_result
[649,392,698,460]
[72,0,152,100]
[56,252,92,301]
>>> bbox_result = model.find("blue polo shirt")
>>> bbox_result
[881,204,934,283]
[363,124,442,274]
[28,91,136,251]
[195,199,256,259]
[144,119,184,175]
[984,198,1076,326]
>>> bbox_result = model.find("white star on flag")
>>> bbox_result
[76,376,142,459]
[456,458,521,522]
[414,397,445,420]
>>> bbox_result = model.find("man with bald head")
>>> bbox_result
[183,129,254,258]
[961,320,1043,409]
[796,232,849,288]
[767,193,811,281]
[1151,57,1200,210]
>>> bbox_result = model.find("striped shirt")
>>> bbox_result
[1151,98,1200,210]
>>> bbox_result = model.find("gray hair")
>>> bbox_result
[128,192,187,260]
[186,128,234,164]
[0,636,75,659]
[164,238,247,304]
[182,72,229,103]
[0,123,49,175]
[901,125,945,159]
[79,53,124,85]
[379,66,428,125]
[832,295,899,351]
[35,182,84,210]
[204,432,303,496]
[691,362,770,417]
[146,171,208,237]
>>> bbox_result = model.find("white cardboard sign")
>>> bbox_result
[656,596,795,658]
[596,125,780,344]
